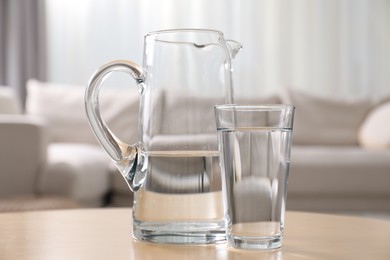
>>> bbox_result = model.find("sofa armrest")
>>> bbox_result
[38,143,111,207]
[0,115,48,197]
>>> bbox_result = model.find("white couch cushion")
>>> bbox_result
[0,87,22,114]
[159,91,224,135]
[358,100,390,149]
[282,89,373,145]
[25,79,139,145]
[38,143,111,206]
[159,92,281,135]
[0,116,47,197]
[289,146,390,196]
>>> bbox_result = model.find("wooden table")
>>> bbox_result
[0,208,389,260]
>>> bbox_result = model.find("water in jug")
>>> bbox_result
[85,29,242,244]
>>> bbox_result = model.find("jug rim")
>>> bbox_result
[146,28,224,38]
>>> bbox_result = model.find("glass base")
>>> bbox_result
[228,234,282,250]
[133,220,226,244]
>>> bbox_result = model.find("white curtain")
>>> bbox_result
[45,0,390,99]
[0,0,46,106]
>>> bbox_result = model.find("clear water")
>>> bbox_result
[132,151,226,244]
[218,127,292,249]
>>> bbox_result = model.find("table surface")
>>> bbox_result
[0,208,389,260]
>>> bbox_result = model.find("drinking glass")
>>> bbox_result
[215,104,295,249]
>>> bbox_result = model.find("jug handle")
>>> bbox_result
[85,60,147,192]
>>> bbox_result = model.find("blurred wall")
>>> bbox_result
[45,0,390,99]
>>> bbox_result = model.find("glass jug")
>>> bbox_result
[85,29,242,244]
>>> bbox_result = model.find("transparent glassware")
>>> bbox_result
[215,105,295,249]
[85,29,242,244]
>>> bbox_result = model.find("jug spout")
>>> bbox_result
[226,40,243,59]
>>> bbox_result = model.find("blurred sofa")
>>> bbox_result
[24,79,139,207]
[2,79,390,213]
[282,89,390,213]
[0,84,111,207]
